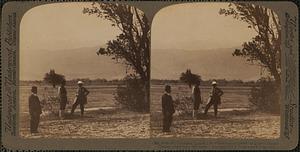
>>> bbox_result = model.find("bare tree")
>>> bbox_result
[220,3,281,86]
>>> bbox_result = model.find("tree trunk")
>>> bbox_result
[269,67,281,88]
[144,81,150,112]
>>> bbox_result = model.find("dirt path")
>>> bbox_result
[20,109,150,138]
[151,110,280,139]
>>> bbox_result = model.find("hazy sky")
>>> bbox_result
[20,2,261,81]
[151,3,261,80]
[20,2,125,80]
[152,3,257,50]
[20,2,120,51]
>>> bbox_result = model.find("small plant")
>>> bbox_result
[41,96,60,115]
[173,95,194,117]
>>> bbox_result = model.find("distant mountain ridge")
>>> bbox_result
[151,48,261,81]
[21,46,262,81]
[20,46,126,80]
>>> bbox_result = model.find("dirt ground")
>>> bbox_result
[150,110,280,139]
[20,108,150,138]
[19,84,280,139]
[20,85,150,138]
[150,84,280,139]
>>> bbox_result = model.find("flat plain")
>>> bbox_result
[19,84,150,138]
[150,84,280,139]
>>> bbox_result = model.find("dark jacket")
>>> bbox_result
[211,87,224,104]
[76,87,89,104]
[29,94,42,115]
[162,93,175,116]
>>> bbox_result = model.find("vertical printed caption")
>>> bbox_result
[3,12,17,136]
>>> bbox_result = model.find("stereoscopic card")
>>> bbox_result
[1,0,298,150]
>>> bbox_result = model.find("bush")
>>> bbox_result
[40,96,60,116]
[173,95,194,117]
[114,75,149,112]
[249,77,280,113]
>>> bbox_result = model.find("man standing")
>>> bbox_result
[58,81,68,119]
[28,86,42,133]
[204,81,224,117]
[70,81,89,116]
[162,85,175,132]
[192,80,201,119]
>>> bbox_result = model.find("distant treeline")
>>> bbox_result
[20,78,259,87]
[20,78,125,86]
[151,79,258,87]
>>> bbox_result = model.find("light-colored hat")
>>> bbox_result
[77,81,83,84]
[212,81,217,85]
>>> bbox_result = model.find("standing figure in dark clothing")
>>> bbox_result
[192,80,202,119]
[70,81,89,116]
[58,81,68,119]
[162,85,175,132]
[204,81,224,117]
[28,86,42,133]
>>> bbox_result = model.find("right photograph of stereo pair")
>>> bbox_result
[150,3,281,139]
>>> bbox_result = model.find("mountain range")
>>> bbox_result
[20,46,126,80]
[20,46,262,81]
[151,48,262,81]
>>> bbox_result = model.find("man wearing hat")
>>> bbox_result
[70,81,89,116]
[204,81,224,117]
[161,85,175,132]
[28,86,42,133]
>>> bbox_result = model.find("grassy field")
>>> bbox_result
[150,84,280,139]
[19,84,150,138]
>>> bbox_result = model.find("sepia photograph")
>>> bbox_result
[150,3,281,138]
[1,0,299,150]
[19,2,150,138]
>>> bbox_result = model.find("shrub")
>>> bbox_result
[173,95,194,117]
[114,75,149,112]
[249,77,280,113]
[40,96,60,116]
